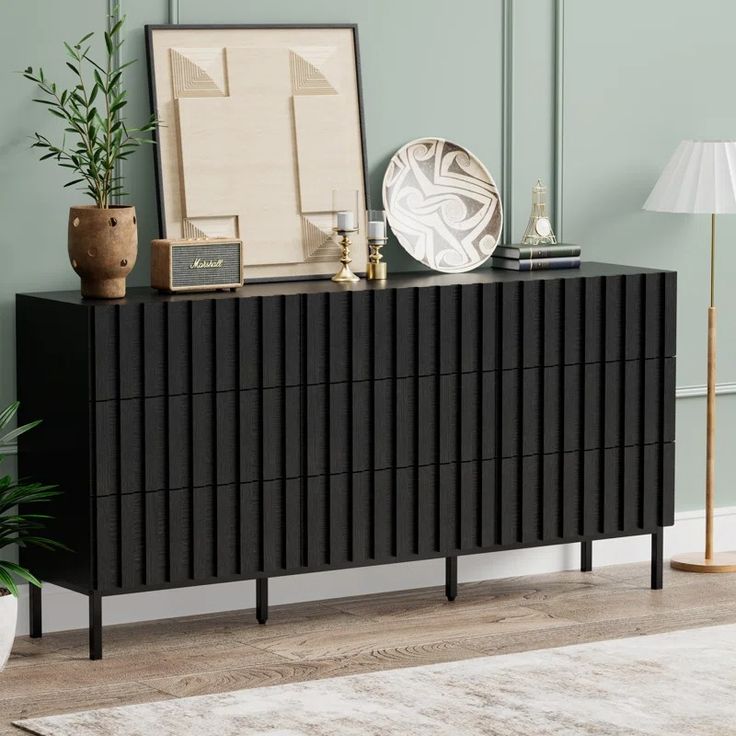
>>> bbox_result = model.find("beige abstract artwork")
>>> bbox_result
[149,27,368,280]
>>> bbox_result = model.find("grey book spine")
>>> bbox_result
[493,244,582,259]
[491,256,581,271]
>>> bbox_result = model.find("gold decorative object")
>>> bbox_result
[521,179,557,246]
[331,189,361,283]
[331,228,360,283]
[367,239,388,280]
[366,209,388,280]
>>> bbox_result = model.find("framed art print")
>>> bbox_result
[146,24,369,281]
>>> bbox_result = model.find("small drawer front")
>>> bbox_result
[91,271,677,401]
[92,357,674,497]
[95,442,675,591]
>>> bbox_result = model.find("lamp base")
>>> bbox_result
[670,551,736,573]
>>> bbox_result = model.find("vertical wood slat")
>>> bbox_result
[191,300,214,394]
[558,280,566,539]
[215,300,238,392]
[143,303,166,397]
[118,303,143,399]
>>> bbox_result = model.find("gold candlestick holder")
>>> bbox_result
[331,228,360,283]
[366,237,388,280]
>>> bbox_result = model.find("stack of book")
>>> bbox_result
[490,244,581,271]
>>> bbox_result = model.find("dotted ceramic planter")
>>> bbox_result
[68,205,138,299]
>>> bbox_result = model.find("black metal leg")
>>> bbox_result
[581,540,593,572]
[89,592,102,660]
[651,528,663,590]
[256,578,268,624]
[445,556,457,601]
[29,584,42,638]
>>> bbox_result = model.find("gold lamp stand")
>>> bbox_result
[671,214,736,573]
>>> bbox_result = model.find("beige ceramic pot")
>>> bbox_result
[68,205,138,298]
[0,590,17,671]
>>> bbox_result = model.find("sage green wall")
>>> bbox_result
[1,0,734,512]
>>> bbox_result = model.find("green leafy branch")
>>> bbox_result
[0,403,68,597]
[21,9,158,209]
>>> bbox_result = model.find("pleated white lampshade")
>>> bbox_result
[643,140,736,214]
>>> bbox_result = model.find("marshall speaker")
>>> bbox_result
[151,238,244,293]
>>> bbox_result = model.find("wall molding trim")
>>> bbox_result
[501,0,514,244]
[676,382,736,399]
[13,504,736,637]
[169,0,180,24]
[107,0,122,207]
[553,0,565,243]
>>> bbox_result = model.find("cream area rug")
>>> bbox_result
[15,624,736,736]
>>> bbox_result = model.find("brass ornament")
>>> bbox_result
[521,179,557,246]
[366,237,388,280]
[331,229,361,283]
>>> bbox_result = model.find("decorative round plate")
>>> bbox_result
[382,137,503,273]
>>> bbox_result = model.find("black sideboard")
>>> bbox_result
[16,262,676,659]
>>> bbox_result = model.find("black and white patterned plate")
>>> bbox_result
[382,137,503,273]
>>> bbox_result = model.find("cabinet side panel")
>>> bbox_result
[16,296,92,593]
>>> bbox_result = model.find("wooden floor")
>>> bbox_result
[3,562,736,734]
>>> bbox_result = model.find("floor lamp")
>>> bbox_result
[644,139,736,573]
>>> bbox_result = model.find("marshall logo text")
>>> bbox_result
[189,257,224,270]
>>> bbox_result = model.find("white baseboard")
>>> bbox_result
[14,506,736,637]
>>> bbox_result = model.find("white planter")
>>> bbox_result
[0,592,18,671]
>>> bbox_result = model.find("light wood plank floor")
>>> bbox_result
[3,562,736,734]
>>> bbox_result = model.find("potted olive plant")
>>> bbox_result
[23,10,158,298]
[0,403,64,671]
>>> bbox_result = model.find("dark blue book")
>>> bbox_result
[491,256,581,271]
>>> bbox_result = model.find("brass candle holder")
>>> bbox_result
[366,237,388,280]
[331,227,360,283]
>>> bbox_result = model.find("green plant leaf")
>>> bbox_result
[0,403,19,430]
[0,419,41,447]
[63,42,79,60]
[0,561,41,589]
[109,18,124,37]
[0,568,18,597]
[92,69,105,92]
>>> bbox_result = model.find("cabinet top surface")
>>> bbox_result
[19,261,674,306]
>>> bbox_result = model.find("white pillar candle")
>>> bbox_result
[368,220,386,239]
[336,211,355,231]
